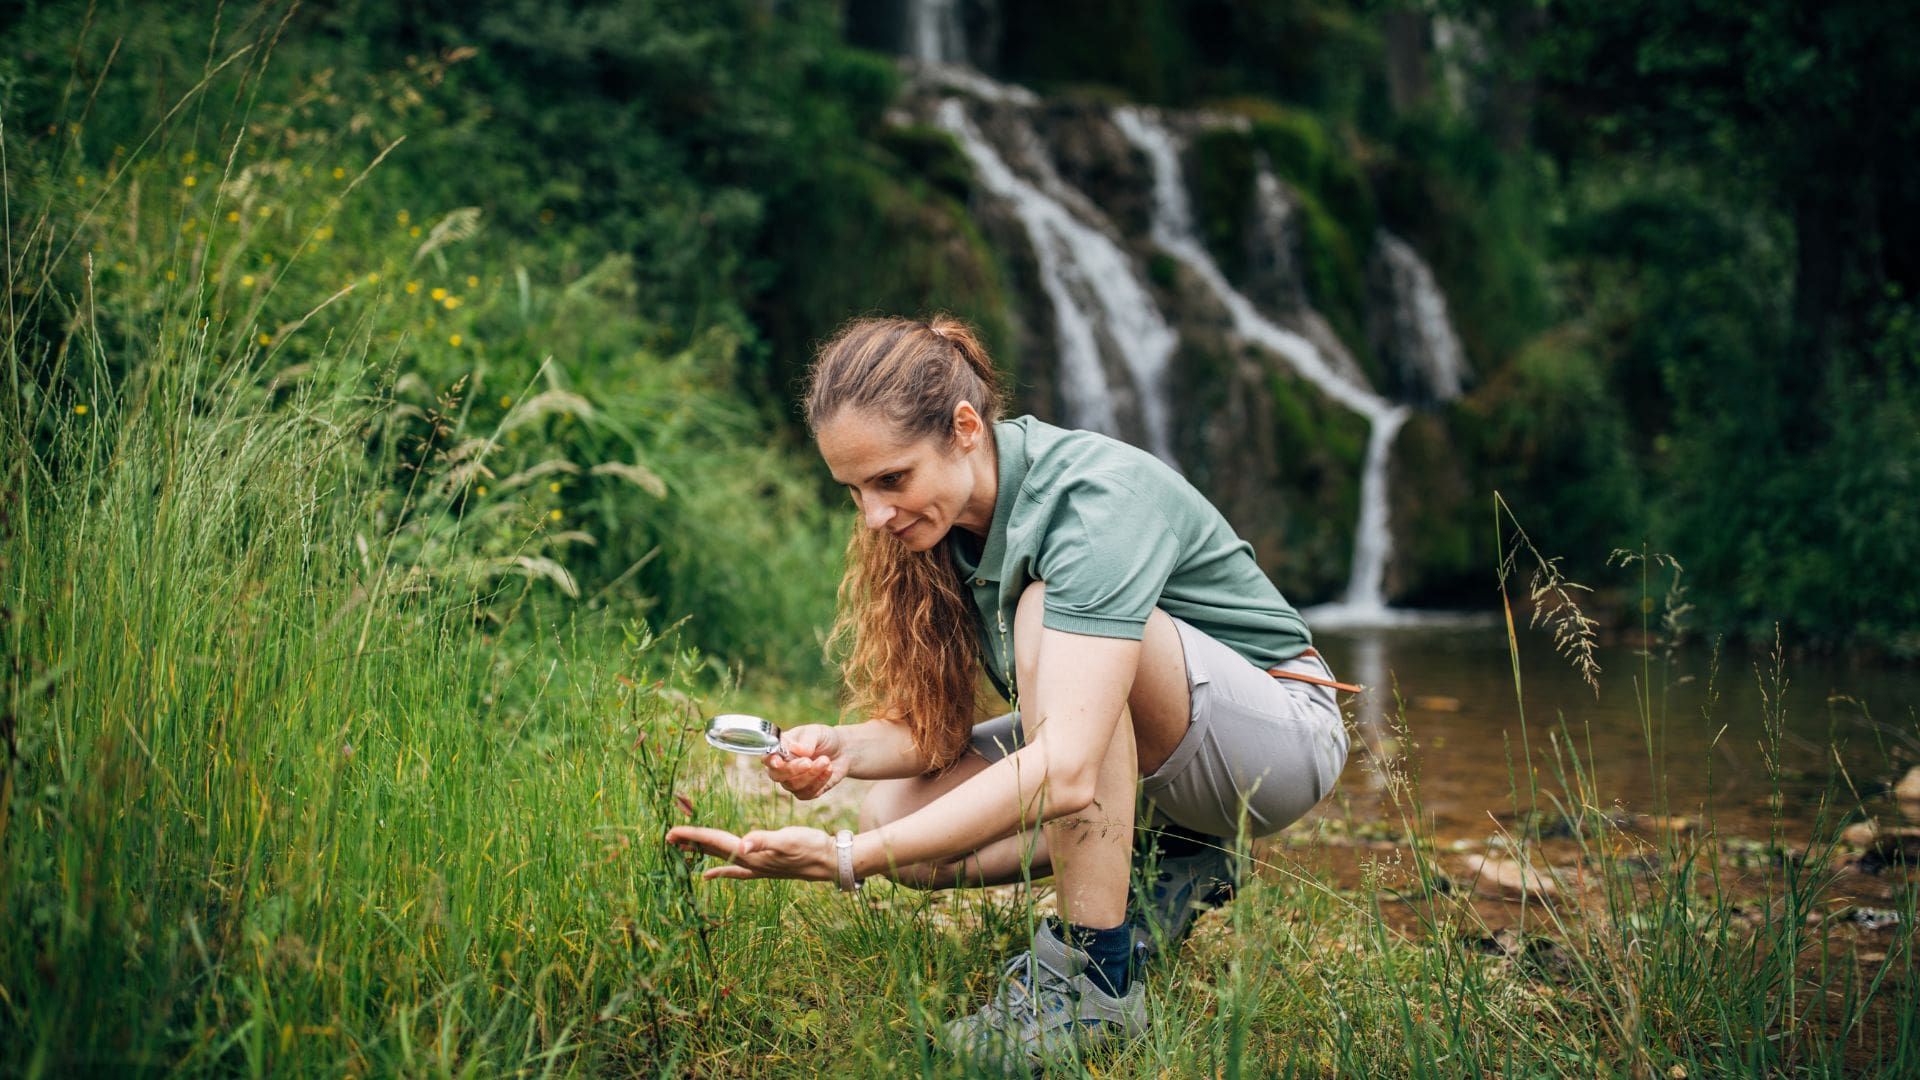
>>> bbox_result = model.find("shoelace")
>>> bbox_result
[981,950,1075,1032]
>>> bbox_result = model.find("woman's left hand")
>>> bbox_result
[665,825,836,882]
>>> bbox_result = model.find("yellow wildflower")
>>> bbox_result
[257,206,271,218]
[258,333,273,346]
[183,175,197,187]
[316,225,333,241]
[466,275,479,288]
[396,210,410,225]
[75,404,89,415]
[183,150,197,165]
[408,226,422,238]
[227,210,240,222]
[165,270,176,281]
[475,485,488,496]
[548,482,561,493]
[241,275,256,287]
[499,395,512,408]
[332,167,346,180]
[75,175,86,187]
[404,281,420,295]
[430,287,447,301]
[442,296,461,310]
[114,261,128,272]
[449,334,462,347]
[549,509,562,522]
[366,272,381,284]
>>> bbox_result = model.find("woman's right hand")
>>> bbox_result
[764,724,849,800]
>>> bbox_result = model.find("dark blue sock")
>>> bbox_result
[1061,919,1133,997]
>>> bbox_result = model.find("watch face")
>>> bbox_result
[704,713,783,755]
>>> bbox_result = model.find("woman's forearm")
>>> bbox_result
[850,741,1083,880]
[840,718,932,780]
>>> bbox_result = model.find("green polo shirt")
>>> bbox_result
[947,415,1312,699]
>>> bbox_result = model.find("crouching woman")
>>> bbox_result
[668,315,1350,1071]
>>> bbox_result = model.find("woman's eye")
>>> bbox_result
[878,473,904,488]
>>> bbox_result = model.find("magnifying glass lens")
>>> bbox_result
[704,714,787,756]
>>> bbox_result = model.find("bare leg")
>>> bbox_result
[858,589,1193,897]
[1013,584,1193,929]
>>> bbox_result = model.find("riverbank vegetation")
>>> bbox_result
[4,1,1916,1074]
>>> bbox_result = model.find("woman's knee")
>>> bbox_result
[858,778,925,832]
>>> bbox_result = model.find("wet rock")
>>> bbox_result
[1834,907,1902,932]
[1842,821,1881,848]
[1896,766,1920,803]
[1459,854,1559,901]
[1411,695,1460,712]
[1846,823,1920,873]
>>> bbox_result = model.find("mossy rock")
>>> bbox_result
[1262,362,1370,600]
[1386,409,1479,603]
[1189,127,1259,283]
[752,153,1016,416]
[876,124,976,203]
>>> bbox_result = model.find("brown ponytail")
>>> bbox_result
[806,315,1007,774]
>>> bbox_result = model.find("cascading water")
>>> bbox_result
[907,0,964,64]
[932,101,1181,466]
[899,0,1477,621]
[1373,232,1469,403]
[1112,106,1410,620]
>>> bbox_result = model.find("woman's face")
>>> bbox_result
[815,403,994,552]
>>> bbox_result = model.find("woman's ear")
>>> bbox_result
[951,400,984,450]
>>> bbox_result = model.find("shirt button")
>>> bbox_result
[974,577,986,586]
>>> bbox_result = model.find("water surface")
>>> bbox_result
[1310,625,1920,842]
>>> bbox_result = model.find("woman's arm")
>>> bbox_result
[851,627,1139,878]
[837,717,931,780]
[759,715,929,801]
[670,626,1139,882]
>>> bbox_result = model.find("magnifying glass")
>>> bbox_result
[704,713,792,758]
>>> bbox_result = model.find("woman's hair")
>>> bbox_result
[805,315,1007,774]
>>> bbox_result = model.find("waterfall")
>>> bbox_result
[932,100,1181,466]
[1113,106,1410,620]
[1251,170,1373,393]
[898,13,1481,622]
[1373,232,1469,403]
[907,0,964,65]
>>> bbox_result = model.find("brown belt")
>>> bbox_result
[1267,647,1365,694]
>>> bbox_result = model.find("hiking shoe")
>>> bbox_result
[1129,836,1239,962]
[942,920,1148,1075]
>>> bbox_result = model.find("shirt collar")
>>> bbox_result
[967,417,1028,583]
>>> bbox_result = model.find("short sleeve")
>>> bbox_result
[1033,472,1183,639]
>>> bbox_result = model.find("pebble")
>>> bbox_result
[1460,854,1559,900]
[1896,766,1920,803]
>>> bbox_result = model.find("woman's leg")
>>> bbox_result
[1013,583,1193,928]
[858,585,1194,894]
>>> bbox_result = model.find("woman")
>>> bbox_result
[668,315,1350,1070]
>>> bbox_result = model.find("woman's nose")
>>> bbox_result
[861,498,896,531]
